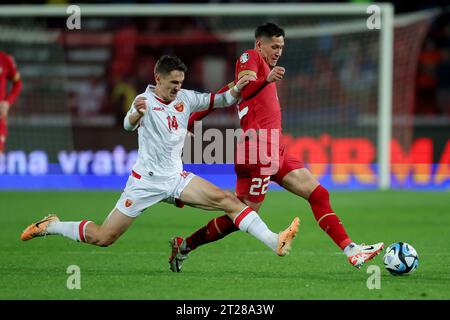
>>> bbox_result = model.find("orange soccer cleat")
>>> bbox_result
[20,214,59,241]
[276,217,300,256]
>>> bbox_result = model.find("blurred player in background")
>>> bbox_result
[170,23,384,271]
[20,55,299,265]
[0,51,22,155]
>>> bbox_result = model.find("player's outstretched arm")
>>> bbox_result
[0,57,22,118]
[211,75,253,109]
[188,75,253,125]
[6,75,22,107]
[187,82,235,132]
[240,66,285,100]
[4,53,22,108]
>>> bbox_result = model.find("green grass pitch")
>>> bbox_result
[1,190,449,300]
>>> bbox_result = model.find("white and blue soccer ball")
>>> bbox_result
[383,242,419,276]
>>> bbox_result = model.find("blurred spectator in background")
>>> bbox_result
[134,55,157,93]
[76,75,107,116]
[436,20,450,116]
[415,39,441,115]
[111,75,136,126]
[30,1,446,123]
[339,40,376,118]
[110,25,138,80]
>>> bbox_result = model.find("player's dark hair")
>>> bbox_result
[255,23,285,39]
[154,55,187,76]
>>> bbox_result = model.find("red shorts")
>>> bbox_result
[234,144,304,203]
[0,118,7,153]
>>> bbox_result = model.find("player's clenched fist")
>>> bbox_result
[133,97,147,115]
[266,66,285,83]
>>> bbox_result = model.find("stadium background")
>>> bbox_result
[0,0,449,302]
[0,0,449,191]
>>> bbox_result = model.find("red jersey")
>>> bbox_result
[235,49,281,132]
[0,51,21,105]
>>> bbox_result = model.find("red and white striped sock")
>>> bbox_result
[46,220,92,242]
[233,207,278,251]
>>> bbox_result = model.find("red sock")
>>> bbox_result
[308,185,352,249]
[185,215,238,252]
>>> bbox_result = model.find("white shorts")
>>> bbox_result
[116,170,195,218]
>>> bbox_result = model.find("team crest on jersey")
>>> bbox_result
[180,171,190,179]
[174,102,184,112]
[240,53,249,63]
[125,199,133,208]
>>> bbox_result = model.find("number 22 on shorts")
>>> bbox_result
[249,177,270,195]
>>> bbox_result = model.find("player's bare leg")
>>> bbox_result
[181,176,299,255]
[279,168,320,199]
[169,186,272,271]
[280,167,384,268]
[175,195,263,250]
[21,207,134,247]
[240,197,263,212]
[168,176,299,272]
[168,194,243,272]
[84,208,134,246]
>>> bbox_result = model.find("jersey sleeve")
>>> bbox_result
[235,50,268,100]
[185,90,216,113]
[235,50,259,81]
[5,54,20,80]
[187,82,234,132]
[3,54,22,105]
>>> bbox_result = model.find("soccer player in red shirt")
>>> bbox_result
[169,23,384,272]
[0,51,22,154]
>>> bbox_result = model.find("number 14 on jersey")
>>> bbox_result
[167,115,179,131]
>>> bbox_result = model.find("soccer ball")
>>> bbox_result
[383,242,419,276]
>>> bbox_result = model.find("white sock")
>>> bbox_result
[46,220,91,242]
[233,207,278,251]
[343,242,358,256]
